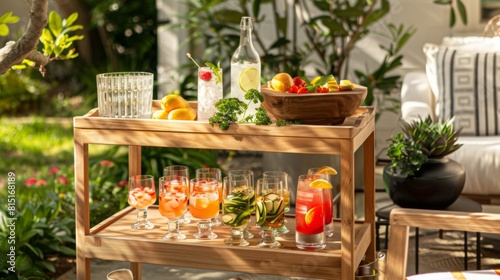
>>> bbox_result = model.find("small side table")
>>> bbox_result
[376,197,482,273]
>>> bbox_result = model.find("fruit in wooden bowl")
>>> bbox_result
[261,84,367,125]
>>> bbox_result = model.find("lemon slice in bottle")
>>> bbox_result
[239,67,260,92]
[309,179,333,189]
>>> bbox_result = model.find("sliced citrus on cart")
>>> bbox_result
[315,165,338,176]
[305,205,324,228]
[309,179,333,189]
[239,67,260,92]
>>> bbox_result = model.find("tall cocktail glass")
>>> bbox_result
[262,170,290,235]
[308,167,335,238]
[197,66,223,121]
[159,175,189,240]
[196,167,222,226]
[221,176,254,246]
[164,165,190,224]
[255,178,285,248]
[295,174,326,250]
[128,175,156,230]
[189,178,220,239]
[228,170,255,239]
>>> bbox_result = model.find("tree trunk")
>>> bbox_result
[0,0,49,75]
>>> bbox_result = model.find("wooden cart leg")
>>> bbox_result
[364,131,376,262]
[75,137,91,280]
[128,146,142,280]
[130,262,142,280]
[340,140,355,280]
[129,146,142,176]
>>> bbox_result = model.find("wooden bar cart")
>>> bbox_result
[73,102,376,280]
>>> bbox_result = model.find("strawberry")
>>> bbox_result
[293,76,305,87]
[297,87,308,94]
[287,85,298,94]
[199,70,212,81]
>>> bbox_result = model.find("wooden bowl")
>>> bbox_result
[261,85,367,125]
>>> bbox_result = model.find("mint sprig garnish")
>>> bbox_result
[205,61,222,84]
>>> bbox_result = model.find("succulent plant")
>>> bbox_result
[387,115,463,176]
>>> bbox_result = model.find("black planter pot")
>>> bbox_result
[383,157,466,209]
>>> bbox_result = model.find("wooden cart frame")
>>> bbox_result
[73,102,376,280]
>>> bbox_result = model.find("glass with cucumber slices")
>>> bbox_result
[255,178,286,248]
[262,171,290,235]
[221,176,255,246]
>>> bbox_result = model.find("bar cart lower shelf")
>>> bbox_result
[74,102,376,280]
[87,206,372,279]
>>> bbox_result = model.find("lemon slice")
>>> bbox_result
[311,76,321,84]
[239,67,260,92]
[340,79,355,90]
[315,165,338,176]
[309,179,333,189]
[327,78,339,92]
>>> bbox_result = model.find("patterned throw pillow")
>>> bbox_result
[436,48,500,136]
[424,37,500,136]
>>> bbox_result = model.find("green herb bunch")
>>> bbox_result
[387,115,462,176]
[209,89,272,130]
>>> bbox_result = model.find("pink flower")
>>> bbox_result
[36,179,47,186]
[49,167,60,174]
[58,177,70,184]
[25,178,38,186]
[100,160,115,168]
[117,180,128,188]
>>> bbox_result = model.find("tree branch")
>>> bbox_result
[0,0,49,75]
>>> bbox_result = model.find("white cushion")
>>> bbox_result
[450,136,500,195]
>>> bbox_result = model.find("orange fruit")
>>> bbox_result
[271,73,293,92]
[152,109,169,119]
[309,179,333,189]
[161,94,190,112]
[315,166,338,176]
[167,107,196,120]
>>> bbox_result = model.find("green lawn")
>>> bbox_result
[0,117,75,177]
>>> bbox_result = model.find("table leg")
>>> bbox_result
[477,232,481,270]
[415,227,419,274]
[376,220,380,250]
[464,231,468,270]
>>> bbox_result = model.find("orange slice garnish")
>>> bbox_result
[315,166,338,176]
[305,206,321,226]
[309,179,333,189]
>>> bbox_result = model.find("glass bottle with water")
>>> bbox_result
[231,16,261,116]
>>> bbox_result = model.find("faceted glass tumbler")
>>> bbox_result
[97,72,154,118]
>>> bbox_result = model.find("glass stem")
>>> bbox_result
[137,208,148,225]
[230,227,245,242]
[261,229,277,244]
[168,219,180,234]
[197,220,212,236]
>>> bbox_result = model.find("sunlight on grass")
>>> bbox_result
[0,117,120,176]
